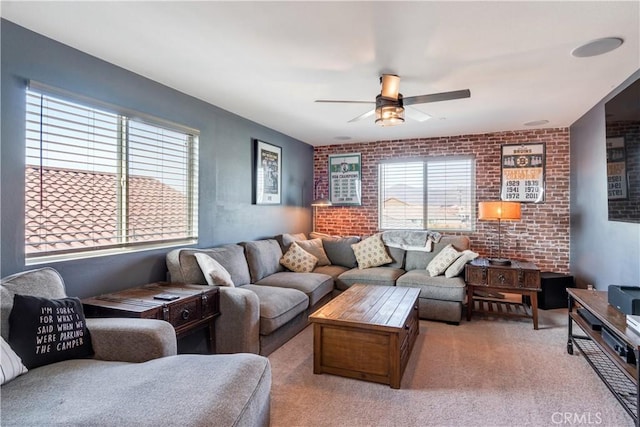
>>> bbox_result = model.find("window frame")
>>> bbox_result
[378,155,475,232]
[25,81,199,264]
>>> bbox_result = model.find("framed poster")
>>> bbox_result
[500,143,545,203]
[329,153,361,206]
[254,139,282,205]
[606,137,627,200]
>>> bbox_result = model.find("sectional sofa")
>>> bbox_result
[1,268,271,427]
[166,231,474,356]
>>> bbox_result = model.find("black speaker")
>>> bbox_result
[538,272,574,310]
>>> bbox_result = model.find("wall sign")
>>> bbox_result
[329,153,361,206]
[500,143,545,203]
[254,139,282,204]
[606,137,627,200]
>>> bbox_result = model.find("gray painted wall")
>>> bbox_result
[1,20,313,297]
[570,70,640,290]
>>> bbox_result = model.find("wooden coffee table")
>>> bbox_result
[308,284,420,389]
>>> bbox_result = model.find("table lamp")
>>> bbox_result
[478,201,521,265]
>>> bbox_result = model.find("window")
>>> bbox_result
[379,156,474,231]
[25,83,199,261]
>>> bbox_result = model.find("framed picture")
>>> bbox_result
[606,137,628,200]
[328,153,361,206]
[500,143,545,203]
[254,139,282,205]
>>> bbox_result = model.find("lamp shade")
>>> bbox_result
[478,201,521,221]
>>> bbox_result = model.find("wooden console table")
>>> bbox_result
[568,288,639,425]
[82,282,220,353]
[465,258,541,329]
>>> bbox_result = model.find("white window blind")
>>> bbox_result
[379,156,475,231]
[25,84,199,260]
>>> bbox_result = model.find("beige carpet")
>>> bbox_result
[268,308,633,427]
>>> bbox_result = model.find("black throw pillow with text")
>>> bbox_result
[8,294,93,369]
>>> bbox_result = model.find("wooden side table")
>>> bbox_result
[465,258,541,329]
[82,282,220,353]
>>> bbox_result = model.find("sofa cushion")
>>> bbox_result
[255,271,333,306]
[0,353,271,427]
[445,249,479,278]
[1,336,28,385]
[243,240,284,283]
[275,232,307,252]
[194,253,235,287]
[322,236,360,268]
[241,285,308,335]
[280,242,318,273]
[385,246,406,269]
[351,234,393,269]
[426,244,464,277]
[336,267,405,291]
[9,295,94,369]
[1,267,67,342]
[168,245,251,286]
[313,264,350,279]
[296,238,331,266]
[396,270,467,302]
[405,236,470,271]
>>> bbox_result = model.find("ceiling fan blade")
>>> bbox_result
[348,109,375,123]
[380,74,400,100]
[315,100,373,104]
[403,89,471,106]
[404,107,432,122]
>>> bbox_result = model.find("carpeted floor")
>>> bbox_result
[268,307,634,427]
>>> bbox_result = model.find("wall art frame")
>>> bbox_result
[328,153,362,206]
[253,139,282,205]
[500,142,545,203]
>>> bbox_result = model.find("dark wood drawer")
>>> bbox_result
[465,259,541,290]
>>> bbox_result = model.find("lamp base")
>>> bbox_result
[488,258,512,266]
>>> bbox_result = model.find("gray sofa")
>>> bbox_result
[166,231,471,356]
[1,268,271,427]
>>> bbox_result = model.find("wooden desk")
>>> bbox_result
[82,282,220,353]
[309,284,420,389]
[465,258,541,329]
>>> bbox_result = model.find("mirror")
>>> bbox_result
[605,78,640,223]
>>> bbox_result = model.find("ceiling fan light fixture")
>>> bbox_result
[375,94,404,126]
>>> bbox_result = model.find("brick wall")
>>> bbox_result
[313,128,570,273]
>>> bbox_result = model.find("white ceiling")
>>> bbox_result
[2,1,639,146]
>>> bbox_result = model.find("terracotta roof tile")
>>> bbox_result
[25,166,189,254]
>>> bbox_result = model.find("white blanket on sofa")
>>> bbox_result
[381,230,442,252]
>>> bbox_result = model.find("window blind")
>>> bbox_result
[379,156,474,231]
[25,86,199,260]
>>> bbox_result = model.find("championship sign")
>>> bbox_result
[329,153,361,206]
[500,143,545,203]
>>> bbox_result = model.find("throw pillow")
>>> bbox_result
[8,295,94,370]
[322,236,360,268]
[445,249,479,278]
[1,336,27,385]
[194,253,235,287]
[296,238,331,266]
[280,242,318,273]
[351,233,393,269]
[426,244,464,277]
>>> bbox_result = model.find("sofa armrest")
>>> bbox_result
[86,318,177,362]
[216,287,261,354]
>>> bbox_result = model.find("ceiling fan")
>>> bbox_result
[315,74,471,127]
